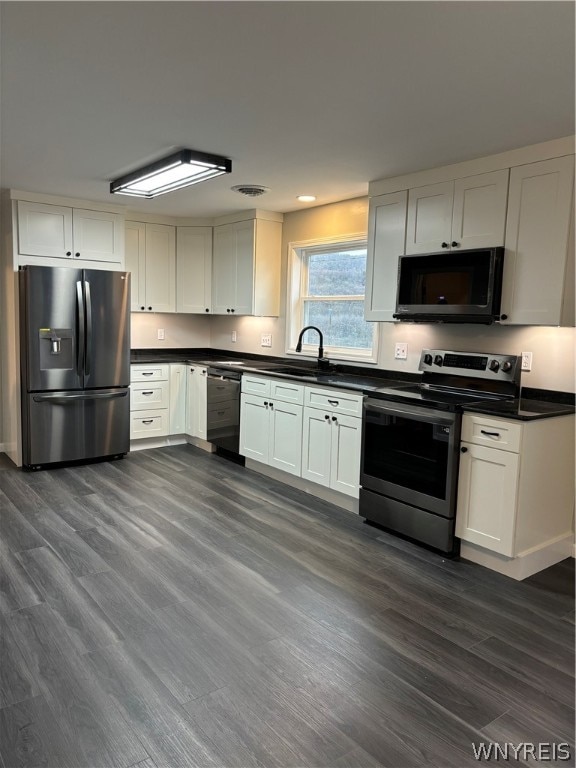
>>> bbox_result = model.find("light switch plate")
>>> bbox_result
[261,334,272,348]
[157,328,165,340]
[394,342,408,360]
[231,331,237,343]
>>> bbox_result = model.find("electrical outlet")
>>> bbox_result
[231,330,237,343]
[157,328,165,340]
[521,351,533,371]
[394,342,408,360]
[261,334,272,348]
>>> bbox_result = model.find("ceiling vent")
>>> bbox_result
[231,184,270,197]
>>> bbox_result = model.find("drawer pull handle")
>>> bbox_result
[142,391,154,395]
[142,419,154,424]
[480,430,501,437]
[141,372,154,377]
[217,411,225,416]
[328,399,339,406]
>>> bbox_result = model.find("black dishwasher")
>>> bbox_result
[206,367,241,454]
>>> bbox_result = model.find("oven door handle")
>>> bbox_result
[364,399,456,426]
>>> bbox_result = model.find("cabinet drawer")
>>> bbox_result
[130,364,169,382]
[208,401,238,428]
[242,375,271,397]
[270,379,304,405]
[130,381,169,411]
[130,410,168,439]
[304,387,363,417]
[461,414,522,453]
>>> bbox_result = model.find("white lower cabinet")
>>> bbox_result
[301,386,363,498]
[169,364,186,434]
[456,413,575,559]
[240,376,303,476]
[186,365,208,440]
[130,364,170,440]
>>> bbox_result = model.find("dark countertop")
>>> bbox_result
[463,398,575,421]
[131,348,575,419]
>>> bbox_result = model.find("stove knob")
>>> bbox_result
[423,353,433,365]
[434,355,443,366]
[501,361,513,373]
[489,359,500,372]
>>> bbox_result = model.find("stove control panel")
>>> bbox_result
[419,349,521,381]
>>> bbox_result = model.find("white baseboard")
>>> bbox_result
[0,443,5,454]
[245,458,359,514]
[461,533,574,580]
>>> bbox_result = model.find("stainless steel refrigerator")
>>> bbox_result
[19,265,130,469]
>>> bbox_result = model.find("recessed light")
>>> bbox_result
[297,195,316,203]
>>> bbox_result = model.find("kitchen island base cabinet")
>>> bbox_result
[456,413,575,579]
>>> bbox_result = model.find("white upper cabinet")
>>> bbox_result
[500,156,575,326]
[212,218,282,316]
[126,221,176,313]
[405,170,509,254]
[176,227,212,314]
[18,201,123,264]
[364,191,407,322]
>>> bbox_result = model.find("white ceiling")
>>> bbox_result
[1,1,574,219]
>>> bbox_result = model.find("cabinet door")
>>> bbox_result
[455,443,519,556]
[301,407,331,488]
[501,156,575,325]
[451,170,509,249]
[268,401,303,476]
[329,414,362,497]
[169,364,186,434]
[176,227,212,314]
[144,224,176,312]
[125,221,146,311]
[406,182,454,254]
[239,394,269,463]
[233,220,256,315]
[186,365,208,439]
[212,224,239,314]
[17,201,73,259]
[365,191,407,321]
[72,209,123,263]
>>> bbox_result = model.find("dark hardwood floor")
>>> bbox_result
[0,444,574,768]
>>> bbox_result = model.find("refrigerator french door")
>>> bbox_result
[19,265,130,468]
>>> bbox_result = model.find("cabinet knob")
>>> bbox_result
[451,241,459,248]
[441,242,449,249]
[140,306,145,310]
[324,414,330,420]
[269,402,274,409]
[331,416,337,422]
[227,309,231,313]
[66,251,72,257]
[231,308,235,313]
[264,401,269,406]
[500,314,508,320]
[461,447,468,453]
[205,308,209,312]
[75,252,80,258]
[148,307,152,311]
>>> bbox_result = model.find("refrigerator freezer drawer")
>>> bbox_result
[23,388,129,468]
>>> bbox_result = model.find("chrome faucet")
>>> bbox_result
[295,326,331,370]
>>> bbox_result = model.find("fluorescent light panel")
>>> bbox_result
[110,149,232,198]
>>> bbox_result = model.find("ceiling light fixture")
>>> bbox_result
[297,195,316,202]
[110,149,232,198]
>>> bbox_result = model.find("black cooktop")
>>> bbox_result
[369,383,509,412]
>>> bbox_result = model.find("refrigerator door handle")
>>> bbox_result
[33,391,128,404]
[76,281,85,377]
[84,280,92,377]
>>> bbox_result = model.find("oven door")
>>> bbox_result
[361,398,460,518]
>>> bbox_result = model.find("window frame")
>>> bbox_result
[285,234,379,364]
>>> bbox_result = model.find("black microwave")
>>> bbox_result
[393,246,505,323]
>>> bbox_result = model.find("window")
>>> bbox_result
[287,236,378,362]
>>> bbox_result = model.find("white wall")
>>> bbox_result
[131,313,210,349]
[209,197,576,393]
